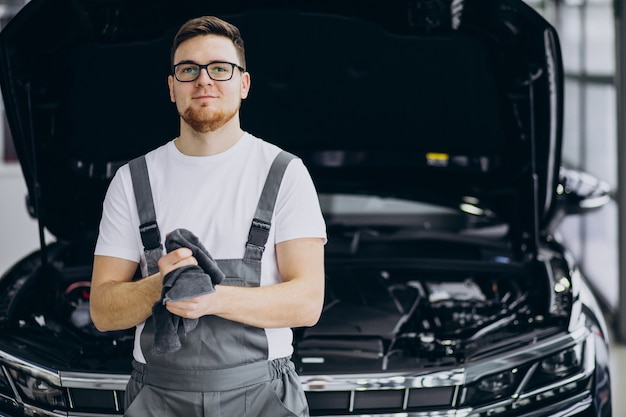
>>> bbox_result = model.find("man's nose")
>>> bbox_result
[195,68,214,84]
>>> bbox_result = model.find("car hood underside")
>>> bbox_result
[0,0,563,247]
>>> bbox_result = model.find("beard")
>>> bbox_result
[180,103,240,133]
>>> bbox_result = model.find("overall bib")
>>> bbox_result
[123,151,309,417]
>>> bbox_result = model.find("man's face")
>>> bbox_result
[168,34,250,133]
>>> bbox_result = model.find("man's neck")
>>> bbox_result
[175,122,245,156]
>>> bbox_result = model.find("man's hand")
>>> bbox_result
[160,246,210,319]
[165,293,212,319]
[158,247,198,277]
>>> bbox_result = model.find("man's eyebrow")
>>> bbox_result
[174,59,198,65]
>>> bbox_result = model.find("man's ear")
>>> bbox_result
[240,71,251,100]
[168,75,176,103]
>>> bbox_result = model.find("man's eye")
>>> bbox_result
[209,65,230,73]
[181,66,199,74]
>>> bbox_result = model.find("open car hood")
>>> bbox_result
[0,0,563,247]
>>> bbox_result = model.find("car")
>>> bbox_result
[0,0,613,416]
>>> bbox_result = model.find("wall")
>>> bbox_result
[0,169,50,274]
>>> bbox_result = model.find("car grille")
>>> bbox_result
[67,387,125,413]
[306,386,454,414]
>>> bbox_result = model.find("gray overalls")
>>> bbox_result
[123,151,309,417]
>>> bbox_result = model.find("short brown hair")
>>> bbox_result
[171,16,246,69]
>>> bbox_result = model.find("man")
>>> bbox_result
[90,15,326,416]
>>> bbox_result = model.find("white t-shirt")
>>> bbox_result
[95,132,327,363]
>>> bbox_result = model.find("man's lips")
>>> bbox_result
[194,95,218,100]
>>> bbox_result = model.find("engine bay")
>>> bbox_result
[294,261,554,373]
[0,237,557,374]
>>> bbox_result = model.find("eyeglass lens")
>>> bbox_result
[174,62,237,82]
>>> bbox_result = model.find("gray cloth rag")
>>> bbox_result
[152,228,225,355]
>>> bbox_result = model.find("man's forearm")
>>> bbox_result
[165,275,324,330]
[90,274,162,332]
[211,281,323,328]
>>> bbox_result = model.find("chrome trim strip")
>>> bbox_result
[67,386,74,408]
[59,372,130,390]
[348,390,355,412]
[113,389,121,412]
[402,387,409,409]
[0,364,21,403]
[0,351,60,386]
[301,369,465,391]
[512,361,539,398]
[450,385,459,406]
[0,345,130,390]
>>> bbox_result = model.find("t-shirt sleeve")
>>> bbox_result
[273,158,327,244]
[94,165,142,263]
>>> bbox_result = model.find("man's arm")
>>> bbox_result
[165,237,325,328]
[90,248,197,331]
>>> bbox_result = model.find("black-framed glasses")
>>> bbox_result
[172,61,246,82]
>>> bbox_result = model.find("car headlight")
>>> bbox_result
[460,342,587,408]
[540,344,582,376]
[8,368,66,408]
[477,369,519,394]
[525,344,584,390]
[460,365,529,406]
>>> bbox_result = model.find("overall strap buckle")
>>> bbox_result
[247,218,271,251]
[139,220,162,250]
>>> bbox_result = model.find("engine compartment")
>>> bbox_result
[293,259,555,374]
[0,235,559,375]
[0,242,134,372]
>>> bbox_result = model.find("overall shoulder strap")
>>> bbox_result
[128,155,163,276]
[244,151,297,260]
